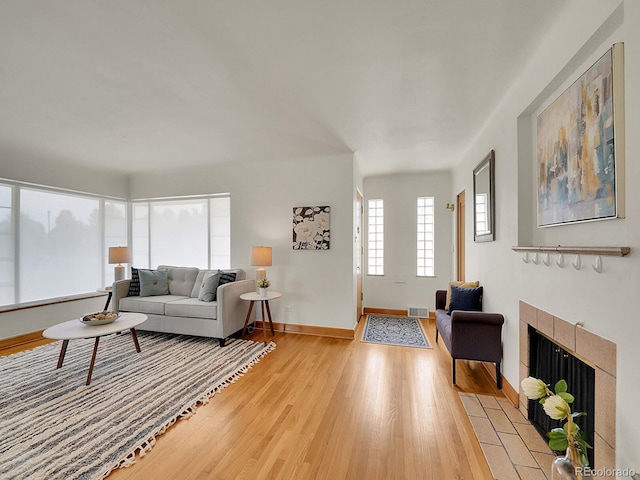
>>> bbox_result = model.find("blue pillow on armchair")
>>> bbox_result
[447,284,483,314]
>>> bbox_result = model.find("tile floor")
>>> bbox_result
[459,392,556,479]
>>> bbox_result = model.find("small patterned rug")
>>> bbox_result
[0,332,275,480]
[361,315,431,348]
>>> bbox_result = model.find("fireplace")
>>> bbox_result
[519,301,617,472]
[528,326,595,466]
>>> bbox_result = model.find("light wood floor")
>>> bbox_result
[3,317,502,479]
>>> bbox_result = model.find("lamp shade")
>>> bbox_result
[108,246,130,264]
[250,246,272,266]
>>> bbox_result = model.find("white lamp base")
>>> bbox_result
[114,264,125,282]
[256,267,266,282]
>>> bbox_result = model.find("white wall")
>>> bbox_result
[363,171,452,313]
[453,0,639,471]
[0,149,129,199]
[129,154,357,331]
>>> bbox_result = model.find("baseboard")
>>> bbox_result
[363,307,408,316]
[363,307,434,321]
[481,362,518,406]
[0,330,45,351]
[255,321,354,340]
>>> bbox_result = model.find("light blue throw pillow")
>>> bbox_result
[198,272,220,302]
[139,269,169,297]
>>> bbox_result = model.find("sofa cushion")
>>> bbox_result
[448,285,483,314]
[139,269,170,297]
[157,266,199,296]
[198,272,220,302]
[435,309,453,349]
[218,270,236,285]
[128,267,141,296]
[191,269,214,297]
[190,269,247,297]
[119,295,190,315]
[445,280,479,311]
[165,298,218,319]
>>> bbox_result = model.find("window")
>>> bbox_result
[475,193,489,235]
[417,197,434,277]
[131,195,230,270]
[209,196,231,269]
[367,199,384,275]
[0,181,128,307]
[0,185,13,306]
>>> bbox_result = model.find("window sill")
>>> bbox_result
[0,292,107,314]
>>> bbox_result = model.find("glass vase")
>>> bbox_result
[550,448,582,480]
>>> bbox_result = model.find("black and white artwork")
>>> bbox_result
[292,206,330,250]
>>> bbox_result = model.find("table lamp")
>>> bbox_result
[250,246,272,281]
[109,246,131,281]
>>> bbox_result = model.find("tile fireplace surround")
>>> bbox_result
[519,301,617,474]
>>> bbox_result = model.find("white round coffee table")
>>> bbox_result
[43,312,147,385]
[240,291,282,345]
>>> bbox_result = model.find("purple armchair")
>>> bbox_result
[435,289,504,389]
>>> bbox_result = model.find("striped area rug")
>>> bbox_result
[361,315,430,348]
[0,332,275,480]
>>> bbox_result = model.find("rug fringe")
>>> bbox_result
[100,340,276,478]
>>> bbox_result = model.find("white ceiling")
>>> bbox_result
[0,1,562,177]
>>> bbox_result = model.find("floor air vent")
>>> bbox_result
[407,306,429,317]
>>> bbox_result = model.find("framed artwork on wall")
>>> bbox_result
[292,206,330,250]
[536,43,625,227]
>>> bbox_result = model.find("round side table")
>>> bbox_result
[239,291,282,345]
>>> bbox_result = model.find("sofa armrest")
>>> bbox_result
[112,279,132,312]
[216,279,257,338]
[435,290,447,311]
[449,311,504,363]
[450,310,504,326]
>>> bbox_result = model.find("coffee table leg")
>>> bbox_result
[264,300,275,335]
[130,328,141,353]
[56,340,69,369]
[86,337,100,385]
[261,301,267,346]
[241,301,255,339]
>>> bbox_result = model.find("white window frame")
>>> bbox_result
[417,196,435,277]
[367,199,384,276]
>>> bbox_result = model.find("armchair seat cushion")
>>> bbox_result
[435,309,453,348]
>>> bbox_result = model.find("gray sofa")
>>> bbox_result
[112,266,256,346]
[435,289,504,389]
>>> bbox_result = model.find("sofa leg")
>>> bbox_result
[435,328,439,343]
[496,362,502,389]
[452,358,456,385]
[219,338,226,348]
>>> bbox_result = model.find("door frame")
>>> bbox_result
[456,191,465,281]
[356,189,363,321]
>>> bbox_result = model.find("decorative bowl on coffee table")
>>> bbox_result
[79,312,120,326]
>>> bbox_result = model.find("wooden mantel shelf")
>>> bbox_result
[512,246,630,257]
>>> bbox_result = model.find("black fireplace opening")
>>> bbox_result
[528,326,595,467]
